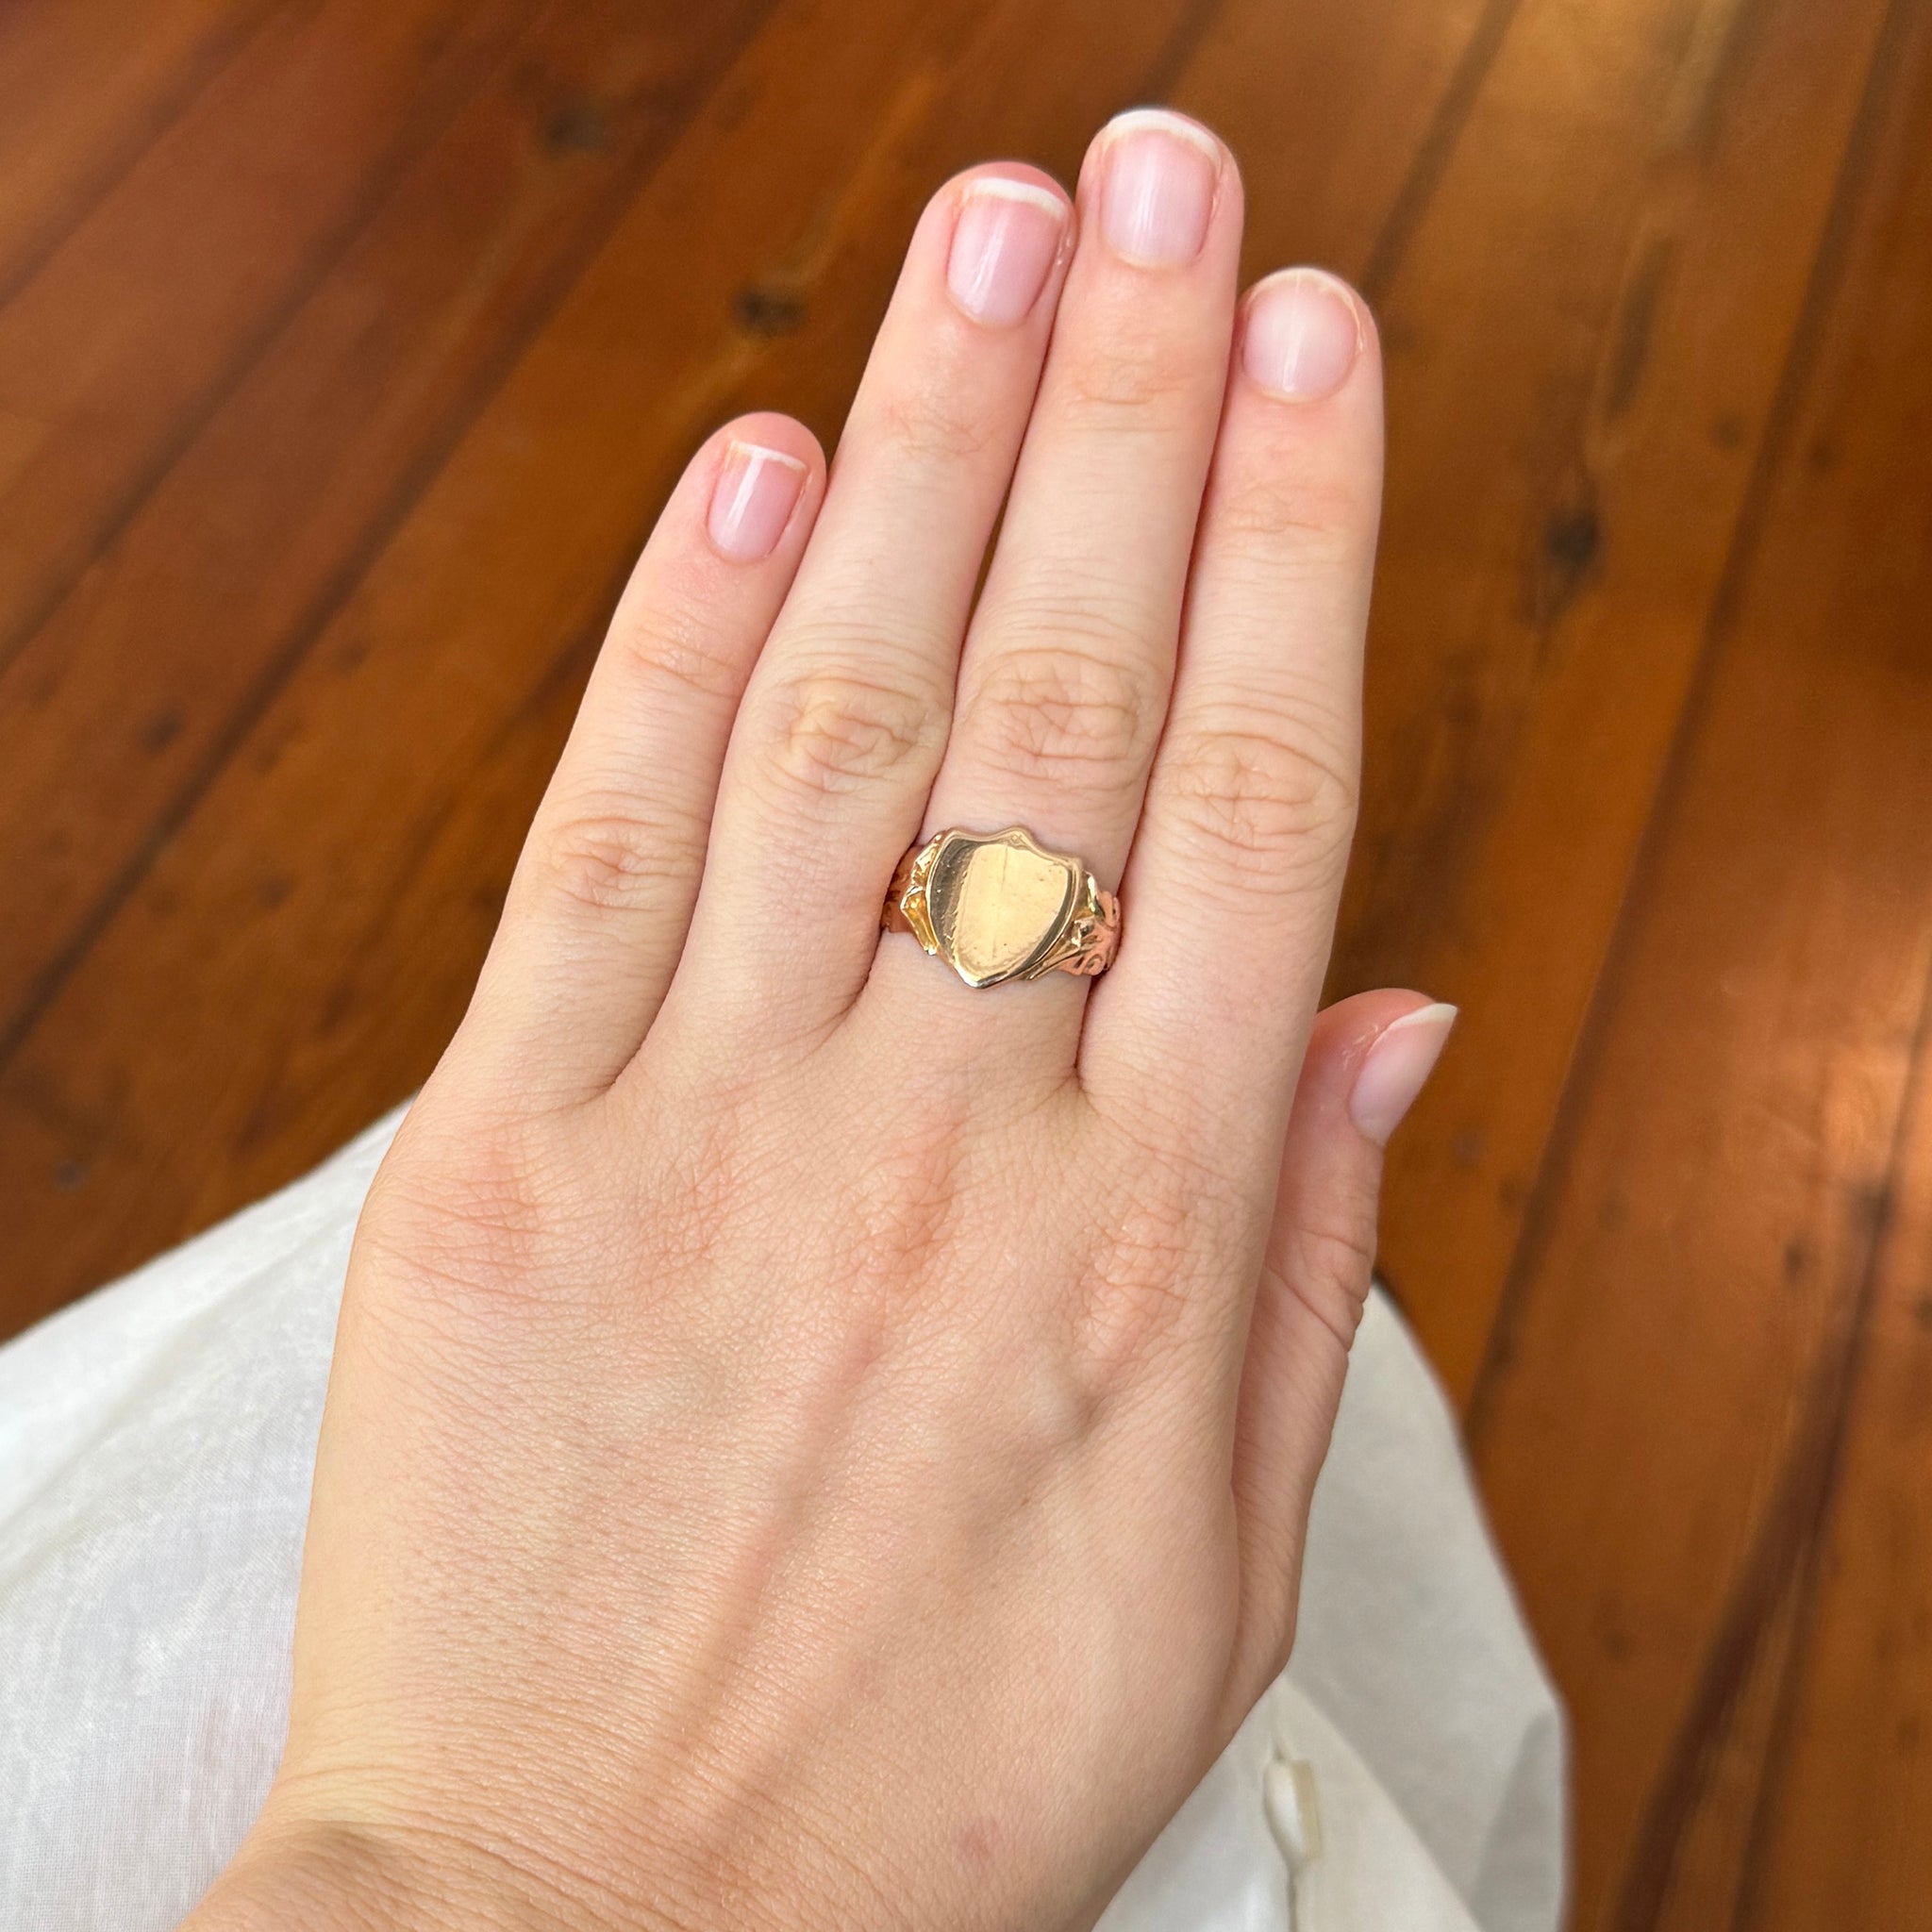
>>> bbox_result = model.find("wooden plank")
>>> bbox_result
[0,0,532,674]
[1468,4,1932,1920]
[1623,18,1932,1923]
[0,0,279,305]
[1744,1025,1932,1925]
[0,0,778,1065]
[1322,0,1907,1400]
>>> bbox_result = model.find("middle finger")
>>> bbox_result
[870,111,1243,1055]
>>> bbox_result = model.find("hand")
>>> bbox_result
[187,109,1441,1932]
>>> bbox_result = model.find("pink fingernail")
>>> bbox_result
[946,178,1067,326]
[1350,1003,1457,1146]
[1242,269,1364,402]
[708,441,807,561]
[1098,109,1220,266]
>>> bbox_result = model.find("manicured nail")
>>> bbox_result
[708,441,807,561]
[1098,108,1220,266]
[1242,269,1364,402]
[947,178,1068,326]
[1350,1003,1457,1146]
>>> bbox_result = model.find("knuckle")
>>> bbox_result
[539,801,695,916]
[844,1095,971,1297]
[1097,1208,1196,1324]
[1071,1160,1244,1381]
[1158,711,1357,892]
[872,374,996,466]
[761,660,942,797]
[1213,469,1372,562]
[965,629,1158,790]
[1059,317,1206,420]
[1276,1208,1379,1352]
[610,602,751,707]
[359,1115,561,1316]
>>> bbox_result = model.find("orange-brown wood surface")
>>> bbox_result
[4,2,1929,1924]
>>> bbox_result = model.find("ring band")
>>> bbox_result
[882,825,1121,989]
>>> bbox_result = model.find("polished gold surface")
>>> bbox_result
[883,827,1121,988]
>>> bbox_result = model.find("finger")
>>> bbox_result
[870,110,1241,1049]
[458,413,823,1107]
[673,166,1074,1049]
[1085,267,1384,1165]
[1221,992,1456,1718]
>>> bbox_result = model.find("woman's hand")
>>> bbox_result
[188,109,1445,1932]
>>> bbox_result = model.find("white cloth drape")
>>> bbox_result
[0,1108,1565,1929]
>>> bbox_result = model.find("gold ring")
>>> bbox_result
[882,825,1121,989]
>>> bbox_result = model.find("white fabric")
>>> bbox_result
[0,1108,1566,1929]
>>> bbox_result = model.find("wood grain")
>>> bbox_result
[0,0,778,1061]
[5,2,1931,1925]
[0,0,531,671]
[1745,993,1932,1926]
[1469,1,1932,1922]
[1331,0,1903,1400]
[0,0,278,302]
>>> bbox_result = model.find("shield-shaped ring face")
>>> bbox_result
[924,828,1081,989]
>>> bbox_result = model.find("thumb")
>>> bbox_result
[1222,991,1457,1720]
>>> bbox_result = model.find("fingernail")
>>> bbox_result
[1350,1003,1457,1146]
[946,178,1068,326]
[708,441,807,561]
[1098,108,1220,266]
[1242,269,1364,402]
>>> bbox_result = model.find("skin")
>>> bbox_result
[183,112,1429,1932]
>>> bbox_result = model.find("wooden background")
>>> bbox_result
[5,0,1931,1924]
